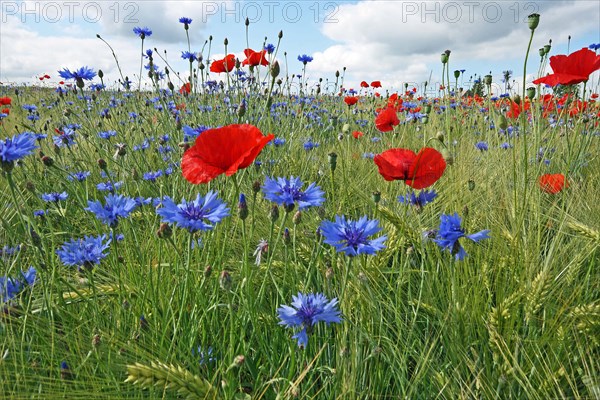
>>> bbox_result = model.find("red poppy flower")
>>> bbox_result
[39,77,44,81]
[375,106,400,132]
[538,173,568,194]
[533,48,600,87]
[59,81,64,85]
[242,48,269,67]
[370,81,381,88]
[352,130,364,139]
[374,147,446,189]
[179,82,191,94]
[374,92,380,97]
[210,54,236,73]
[360,81,369,88]
[2,108,10,115]
[44,74,51,79]
[0,97,11,106]
[182,124,274,184]
[344,96,359,106]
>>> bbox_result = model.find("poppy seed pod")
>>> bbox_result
[436,131,445,143]
[527,87,536,100]
[484,75,493,85]
[454,70,461,79]
[513,94,521,105]
[372,191,381,204]
[539,48,546,57]
[440,52,449,64]
[543,44,551,55]
[527,13,540,30]
[424,104,432,114]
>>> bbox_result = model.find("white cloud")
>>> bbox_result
[307,0,600,91]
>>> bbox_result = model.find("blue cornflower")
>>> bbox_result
[434,213,490,261]
[303,139,319,151]
[264,43,275,54]
[143,170,163,182]
[398,190,437,207]
[34,210,46,217]
[96,181,123,192]
[58,66,96,81]
[67,171,91,182]
[475,141,488,151]
[98,130,117,140]
[179,17,192,27]
[86,194,138,228]
[56,234,111,269]
[181,51,197,62]
[53,128,76,148]
[277,292,342,348]
[156,191,230,233]
[297,54,313,64]
[0,133,37,167]
[272,137,286,147]
[133,27,152,39]
[193,346,216,365]
[41,192,68,202]
[262,176,325,212]
[500,142,512,149]
[320,216,387,257]
[1,266,36,303]
[22,104,37,112]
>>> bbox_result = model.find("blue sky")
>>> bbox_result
[1,1,599,94]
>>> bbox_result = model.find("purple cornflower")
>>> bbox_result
[262,176,325,212]
[156,191,230,233]
[434,213,490,261]
[86,194,138,228]
[277,292,342,348]
[320,216,387,257]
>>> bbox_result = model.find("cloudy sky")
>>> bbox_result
[1,0,599,93]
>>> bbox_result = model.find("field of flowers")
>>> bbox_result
[1,14,600,399]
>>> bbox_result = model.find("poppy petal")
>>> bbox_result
[181,124,273,184]
[405,147,446,189]
[373,149,416,181]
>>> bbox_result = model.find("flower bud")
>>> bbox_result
[238,193,248,221]
[468,179,475,191]
[283,228,291,246]
[293,210,302,225]
[441,149,454,165]
[271,61,280,78]
[252,180,261,194]
[278,30,283,39]
[328,152,337,173]
[513,94,521,105]
[204,265,212,278]
[436,131,445,143]
[156,223,172,239]
[527,87,536,100]
[98,69,104,79]
[224,38,228,46]
[543,44,551,55]
[41,155,54,167]
[219,270,232,291]
[237,102,246,118]
[270,204,279,222]
[484,74,493,86]
[454,70,461,79]
[97,158,107,170]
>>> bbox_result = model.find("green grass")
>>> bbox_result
[1,83,599,399]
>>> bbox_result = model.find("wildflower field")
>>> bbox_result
[1,14,600,399]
